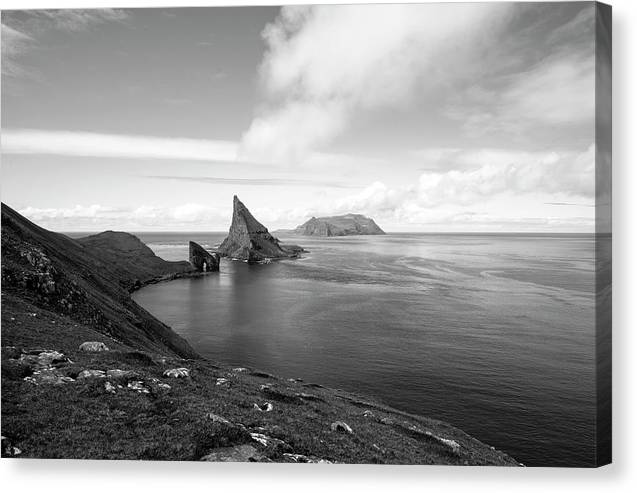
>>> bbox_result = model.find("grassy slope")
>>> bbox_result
[1,204,519,465]
[1,203,197,358]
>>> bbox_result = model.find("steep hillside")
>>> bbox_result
[1,203,197,358]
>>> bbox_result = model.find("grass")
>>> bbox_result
[2,291,519,465]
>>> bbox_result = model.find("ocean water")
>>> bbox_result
[131,232,599,467]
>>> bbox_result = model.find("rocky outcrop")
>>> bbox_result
[189,241,220,272]
[217,196,304,262]
[292,214,385,236]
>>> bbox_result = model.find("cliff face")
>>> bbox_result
[217,196,303,262]
[0,203,198,358]
[293,214,385,236]
[189,241,220,272]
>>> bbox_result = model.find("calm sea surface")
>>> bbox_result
[131,232,597,467]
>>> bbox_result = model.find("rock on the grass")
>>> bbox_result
[79,341,109,352]
[206,413,232,425]
[77,369,106,379]
[20,350,68,370]
[127,381,150,393]
[163,367,190,378]
[106,369,138,380]
[330,421,353,434]
[1,436,22,457]
[282,453,332,464]
[200,444,264,462]
[104,381,117,394]
[253,402,273,412]
[29,369,75,385]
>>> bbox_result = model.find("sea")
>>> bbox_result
[127,232,602,467]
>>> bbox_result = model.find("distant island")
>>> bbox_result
[284,214,386,237]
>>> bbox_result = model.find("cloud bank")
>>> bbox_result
[2,129,239,163]
[240,3,508,164]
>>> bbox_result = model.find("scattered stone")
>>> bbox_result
[433,436,461,454]
[200,444,263,462]
[79,341,109,352]
[253,402,273,412]
[20,350,68,370]
[1,436,22,457]
[249,433,289,451]
[380,417,394,426]
[24,369,75,385]
[106,369,138,380]
[206,413,231,425]
[249,433,270,447]
[127,381,150,393]
[163,368,190,378]
[104,381,117,394]
[215,378,229,386]
[287,378,303,383]
[282,453,332,464]
[295,392,323,402]
[330,421,353,434]
[232,367,248,373]
[405,425,462,454]
[363,410,375,418]
[77,369,106,379]
[282,453,311,463]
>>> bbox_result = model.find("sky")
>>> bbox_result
[1,3,604,232]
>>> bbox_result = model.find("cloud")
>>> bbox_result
[413,145,596,206]
[145,175,357,189]
[297,144,596,231]
[2,129,239,163]
[240,3,508,164]
[2,9,128,77]
[445,4,595,140]
[18,203,230,231]
[446,54,595,139]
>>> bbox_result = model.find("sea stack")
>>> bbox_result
[217,195,304,262]
[189,241,220,272]
[293,214,385,236]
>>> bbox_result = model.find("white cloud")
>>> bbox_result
[241,3,508,164]
[2,129,239,163]
[19,203,230,231]
[293,145,596,231]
